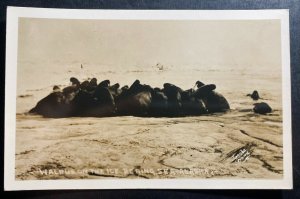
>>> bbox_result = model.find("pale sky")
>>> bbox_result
[18,18,281,70]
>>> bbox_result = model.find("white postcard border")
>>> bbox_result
[4,7,293,190]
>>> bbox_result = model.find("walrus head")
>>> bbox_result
[53,85,61,92]
[70,77,80,86]
[195,81,205,88]
[90,78,97,86]
[121,85,129,91]
[251,90,260,100]
[98,80,110,88]
[163,83,174,89]
[80,81,89,90]
[111,83,120,89]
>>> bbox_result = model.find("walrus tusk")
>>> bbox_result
[192,83,197,90]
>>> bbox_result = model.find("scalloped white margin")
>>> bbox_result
[4,7,292,190]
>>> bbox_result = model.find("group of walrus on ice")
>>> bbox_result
[29,77,272,118]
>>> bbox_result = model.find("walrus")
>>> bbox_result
[253,102,272,114]
[79,80,90,91]
[247,90,260,100]
[162,83,183,116]
[162,83,183,100]
[128,80,146,95]
[62,78,81,104]
[121,85,129,91]
[76,78,97,92]
[71,89,97,116]
[92,87,116,116]
[29,91,72,118]
[114,85,129,100]
[118,80,151,99]
[89,78,97,87]
[53,85,61,92]
[179,88,207,115]
[116,80,153,116]
[109,83,122,99]
[94,87,115,106]
[63,77,81,94]
[181,97,207,115]
[153,87,162,92]
[193,84,216,99]
[163,83,183,93]
[181,88,195,101]
[30,77,83,117]
[149,90,168,116]
[116,91,152,116]
[98,80,110,88]
[202,91,230,113]
[70,77,80,86]
[129,80,141,90]
[116,81,138,100]
[195,81,205,88]
[86,78,97,91]
[73,88,115,117]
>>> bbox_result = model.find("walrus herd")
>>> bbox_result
[29,77,230,118]
[29,77,273,118]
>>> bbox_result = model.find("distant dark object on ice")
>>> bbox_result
[247,90,260,101]
[253,102,272,114]
[29,77,230,118]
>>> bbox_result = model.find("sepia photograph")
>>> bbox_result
[5,7,292,190]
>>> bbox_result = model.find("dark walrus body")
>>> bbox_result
[29,92,73,118]
[29,78,230,118]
